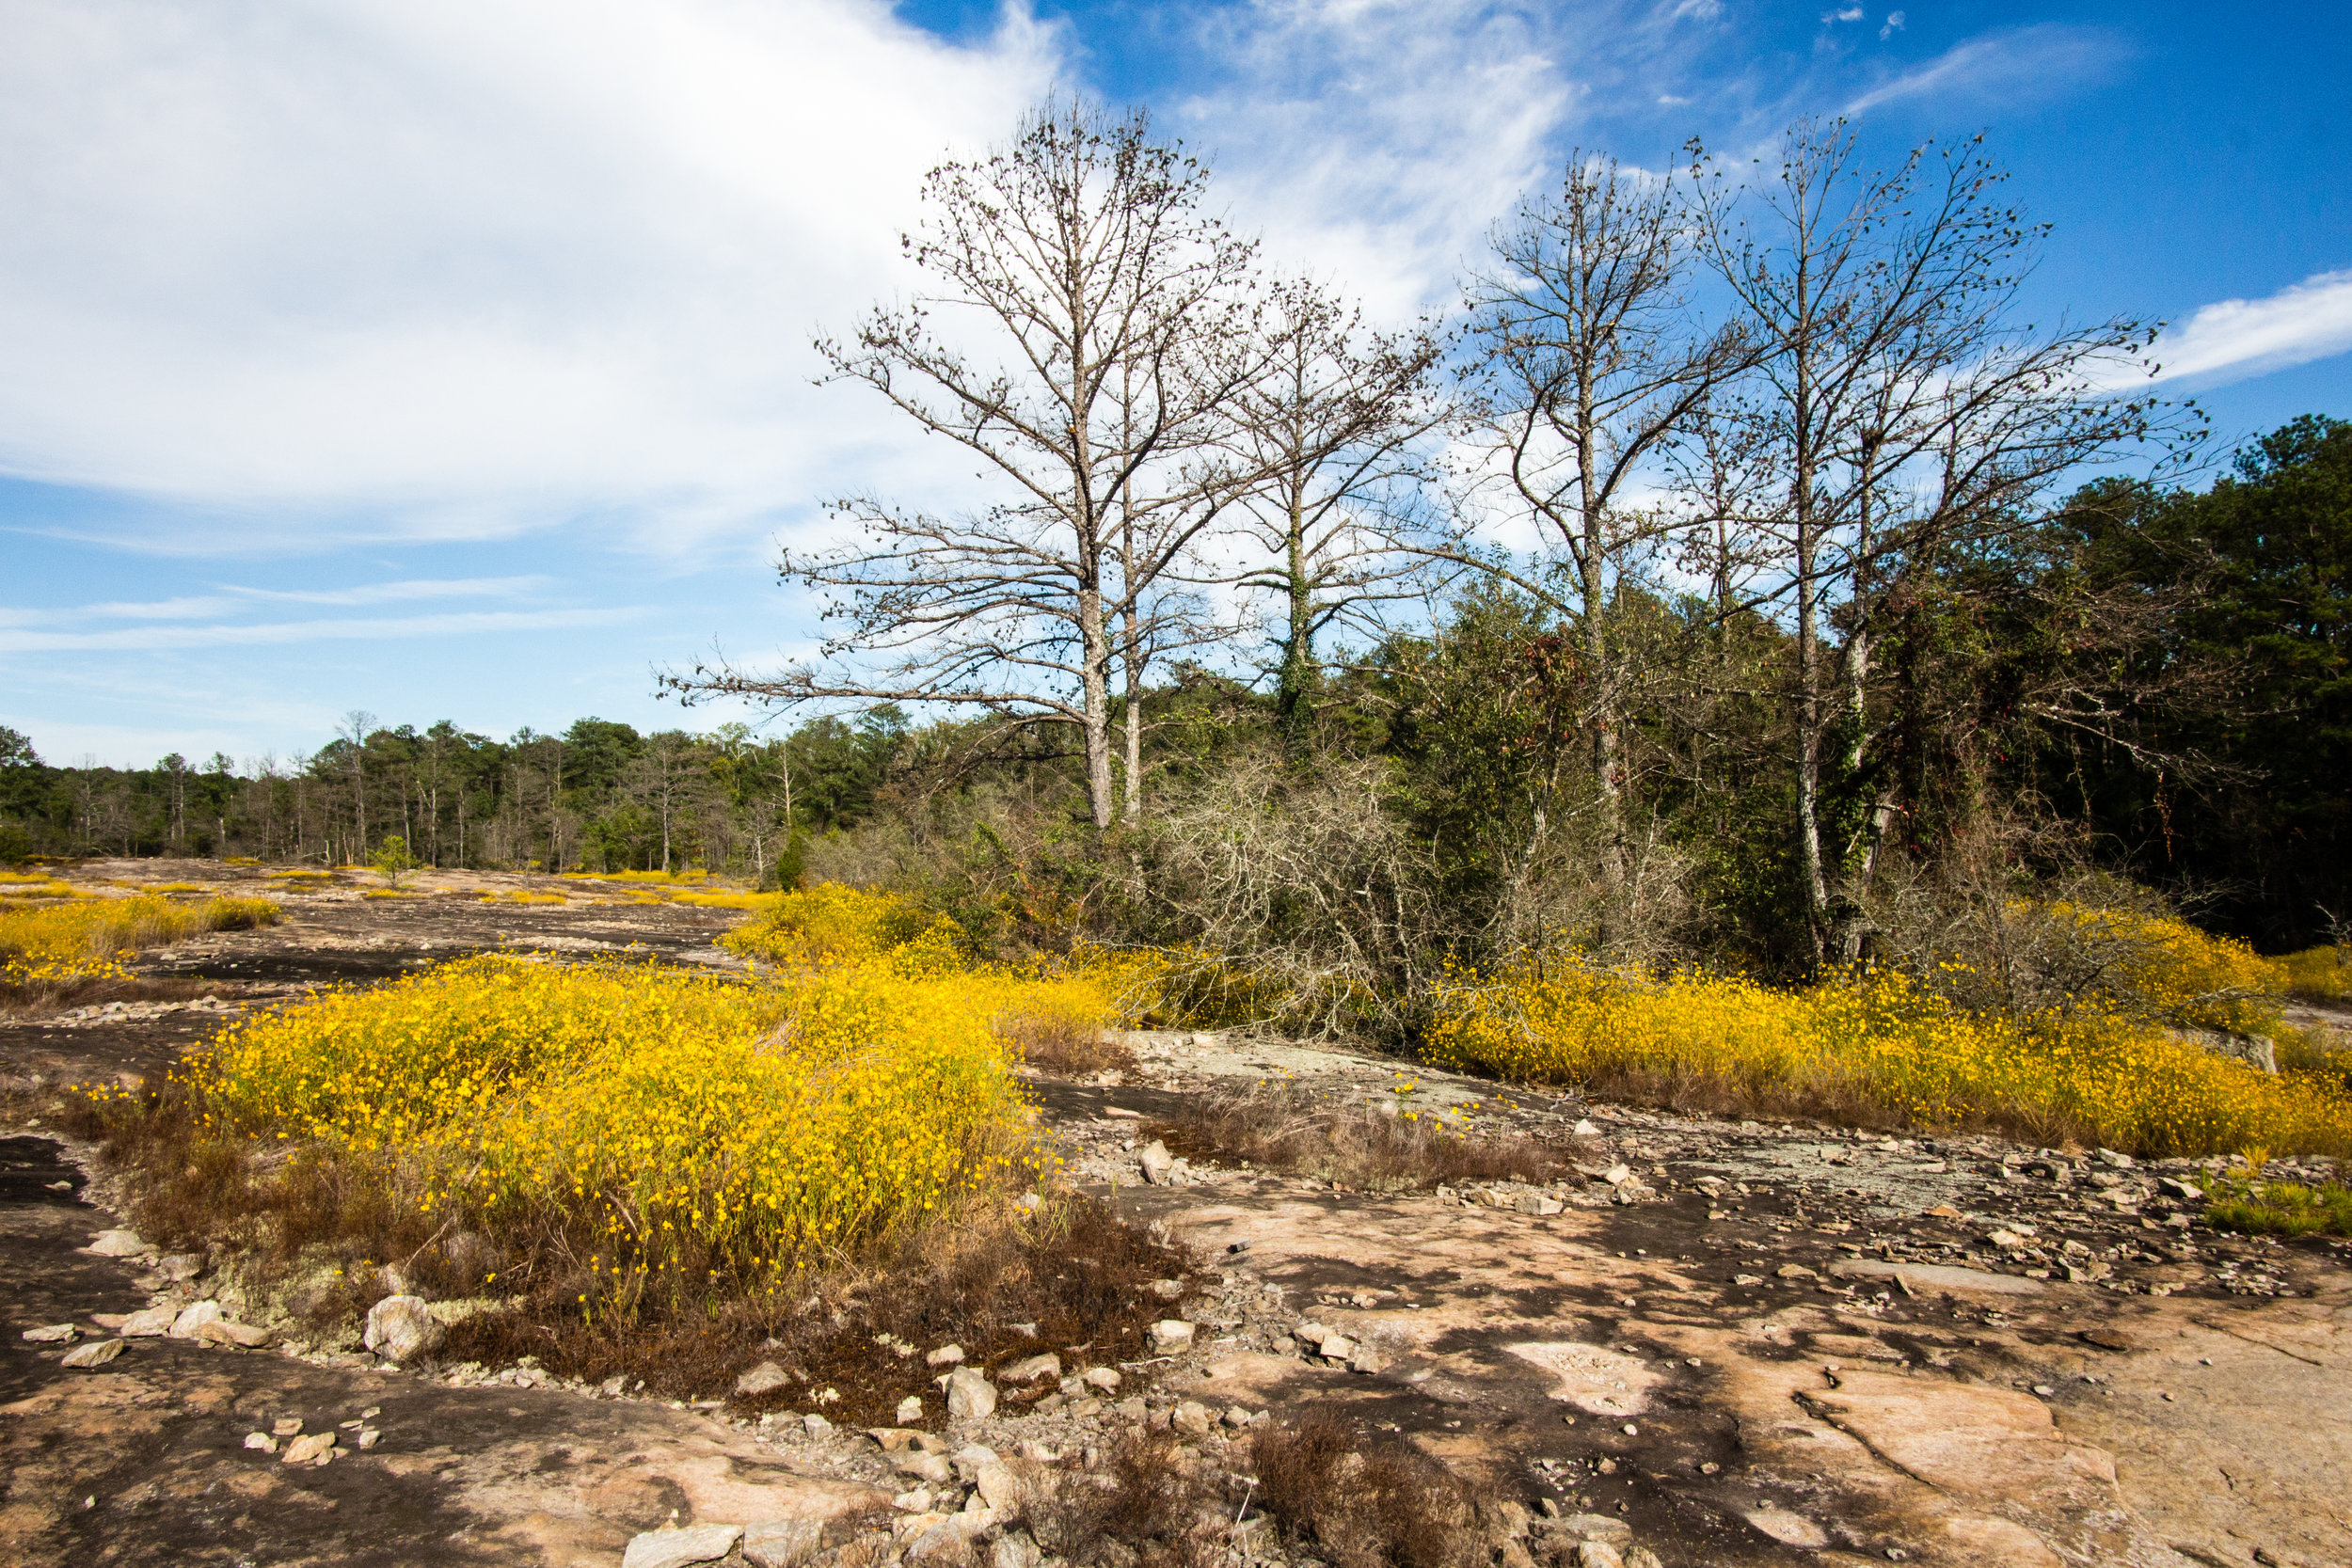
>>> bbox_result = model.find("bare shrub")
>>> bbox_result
[1001,1012,1137,1076]
[1142,754,1441,1036]
[1025,1430,1227,1568]
[1147,1083,1562,1193]
[1250,1411,1477,1568]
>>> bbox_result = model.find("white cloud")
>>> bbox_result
[0,0,1059,549]
[1880,10,1905,40]
[2139,269,2352,387]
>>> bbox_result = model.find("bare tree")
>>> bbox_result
[336,710,376,859]
[1220,277,1447,757]
[670,103,1263,831]
[1455,150,1745,916]
[1685,120,2168,961]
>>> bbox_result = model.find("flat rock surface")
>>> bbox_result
[6,861,2350,1567]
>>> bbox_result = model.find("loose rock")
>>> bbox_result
[59,1338,125,1369]
[1001,1352,1060,1384]
[363,1294,447,1363]
[743,1518,825,1568]
[945,1367,997,1420]
[281,1432,337,1465]
[736,1361,790,1396]
[622,1523,744,1568]
[85,1228,151,1257]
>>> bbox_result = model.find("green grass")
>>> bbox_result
[2204,1174,2352,1237]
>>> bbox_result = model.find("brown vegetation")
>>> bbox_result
[1250,1411,1477,1568]
[1023,1430,1232,1568]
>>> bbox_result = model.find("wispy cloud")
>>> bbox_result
[1843,24,2123,116]
[0,576,550,627]
[0,607,636,653]
[2142,269,2352,387]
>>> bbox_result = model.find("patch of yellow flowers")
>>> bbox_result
[1425,927,2352,1160]
[1,893,279,983]
[180,882,1125,1291]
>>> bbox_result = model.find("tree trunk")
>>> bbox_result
[1079,583,1114,830]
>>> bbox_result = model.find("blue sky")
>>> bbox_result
[2,0,2346,768]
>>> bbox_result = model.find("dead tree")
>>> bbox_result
[669,103,1261,831]
[1455,150,1745,919]
[1685,119,2168,962]
[1219,277,1447,758]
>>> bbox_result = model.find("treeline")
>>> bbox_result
[0,711,914,884]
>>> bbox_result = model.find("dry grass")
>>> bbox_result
[439,1191,1197,1419]
[1023,1430,1230,1568]
[1146,1083,1563,1194]
[1002,1012,1138,1077]
[1250,1412,1478,1568]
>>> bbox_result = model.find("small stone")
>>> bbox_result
[2158,1177,2204,1201]
[85,1228,151,1257]
[1001,1353,1061,1384]
[273,1417,305,1436]
[280,1431,336,1465]
[1081,1366,1120,1391]
[1576,1544,1625,1568]
[1139,1140,1175,1184]
[1150,1320,1195,1353]
[2095,1148,2136,1168]
[1923,1204,1961,1218]
[158,1253,204,1282]
[1149,1277,1185,1300]
[169,1300,224,1338]
[117,1305,176,1338]
[1775,1263,1818,1280]
[926,1344,966,1368]
[1348,1345,1391,1375]
[2031,1385,2055,1397]
[243,1432,278,1452]
[21,1323,78,1343]
[357,1429,382,1449]
[621,1523,744,1568]
[744,1518,826,1568]
[1171,1401,1214,1435]
[1621,1423,1638,1436]
[898,1451,955,1485]
[59,1338,125,1369]
[1555,1514,1630,1544]
[897,1395,926,1424]
[195,1320,275,1348]
[803,1414,834,1438]
[1572,1119,1601,1137]
[1733,1274,1763,1286]
[736,1360,790,1396]
[992,1529,1042,1568]
[1222,1406,1254,1428]
[362,1295,446,1364]
[973,1458,1020,1513]
[945,1367,996,1420]
[894,1488,935,1513]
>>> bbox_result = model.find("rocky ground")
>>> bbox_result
[4,863,2349,1568]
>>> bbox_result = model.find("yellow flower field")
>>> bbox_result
[1,893,279,985]
[1423,956,2352,1160]
[163,888,1128,1293]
